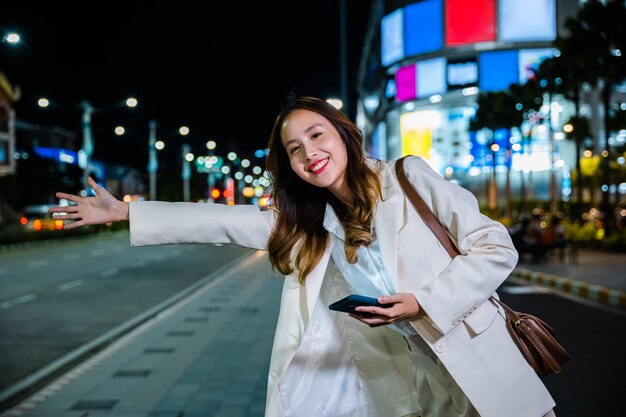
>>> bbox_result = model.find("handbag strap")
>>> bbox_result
[395,156,461,259]
[395,156,515,312]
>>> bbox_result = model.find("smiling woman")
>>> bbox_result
[47,95,558,416]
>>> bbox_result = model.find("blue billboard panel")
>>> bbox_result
[479,50,519,91]
[381,8,404,66]
[404,0,443,57]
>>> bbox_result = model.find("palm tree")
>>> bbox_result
[470,91,524,218]
[509,78,544,211]
[563,0,626,231]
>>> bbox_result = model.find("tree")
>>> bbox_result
[563,0,626,231]
[469,91,524,218]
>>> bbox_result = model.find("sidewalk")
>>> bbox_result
[511,247,626,310]
[1,250,283,417]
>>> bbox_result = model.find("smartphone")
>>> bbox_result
[328,294,393,317]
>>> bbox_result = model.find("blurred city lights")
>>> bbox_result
[126,97,138,108]
[221,166,230,174]
[461,87,479,96]
[227,152,237,161]
[252,166,262,175]
[114,126,125,136]
[179,126,190,136]
[429,95,442,103]
[512,143,522,151]
[244,175,253,183]
[206,140,216,150]
[155,140,165,150]
[185,152,194,162]
[583,150,592,157]
[234,172,243,180]
[326,98,343,109]
[241,159,250,168]
[490,144,500,152]
[37,98,49,108]
[563,123,574,133]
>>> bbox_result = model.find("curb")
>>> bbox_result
[511,268,626,310]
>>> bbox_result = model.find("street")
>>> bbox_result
[0,232,253,393]
[0,232,623,416]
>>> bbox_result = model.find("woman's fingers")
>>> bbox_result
[53,213,81,220]
[49,205,78,213]
[62,220,85,230]
[55,192,82,203]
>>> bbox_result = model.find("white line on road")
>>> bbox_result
[58,280,84,291]
[100,268,119,278]
[0,294,37,309]
[63,254,80,262]
[27,260,49,269]
[130,260,147,269]
[500,285,554,295]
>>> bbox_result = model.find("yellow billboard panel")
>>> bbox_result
[400,110,438,159]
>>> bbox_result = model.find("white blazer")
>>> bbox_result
[128,156,555,417]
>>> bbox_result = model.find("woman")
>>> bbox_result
[50,96,556,417]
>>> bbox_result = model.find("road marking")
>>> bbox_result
[27,260,49,269]
[500,285,554,295]
[90,249,105,257]
[0,294,37,309]
[130,260,147,269]
[59,280,84,291]
[100,268,119,278]
[63,254,80,262]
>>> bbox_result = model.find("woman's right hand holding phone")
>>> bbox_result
[48,177,129,229]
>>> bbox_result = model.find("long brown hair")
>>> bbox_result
[266,96,382,284]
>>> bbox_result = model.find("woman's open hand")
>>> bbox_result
[349,293,422,328]
[48,177,129,229]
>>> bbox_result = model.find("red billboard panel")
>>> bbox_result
[445,0,496,46]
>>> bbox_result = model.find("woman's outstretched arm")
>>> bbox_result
[48,177,129,229]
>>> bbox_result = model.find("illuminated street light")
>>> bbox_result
[206,140,216,150]
[114,126,125,136]
[3,33,20,44]
[227,152,237,161]
[155,140,165,150]
[563,123,574,134]
[185,152,195,162]
[241,159,250,168]
[37,96,138,193]
[179,126,190,136]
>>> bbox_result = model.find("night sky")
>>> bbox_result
[1,1,373,174]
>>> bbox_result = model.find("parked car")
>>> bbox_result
[20,204,65,232]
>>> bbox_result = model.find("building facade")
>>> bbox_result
[355,0,624,212]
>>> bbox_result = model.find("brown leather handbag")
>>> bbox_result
[395,156,569,378]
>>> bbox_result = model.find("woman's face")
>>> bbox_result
[280,109,349,199]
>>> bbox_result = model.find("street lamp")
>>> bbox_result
[180,126,191,202]
[38,96,138,194]
[2,32,20,45]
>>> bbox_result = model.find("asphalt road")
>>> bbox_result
[498,282,625,416]
[1,232,623,416]
[0,232,253,392]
